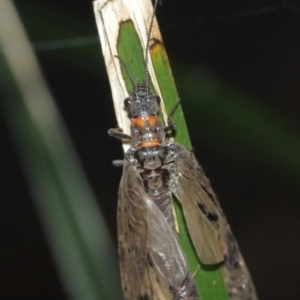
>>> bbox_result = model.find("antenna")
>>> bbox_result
[145,0,159,97]
[114,55,138,90]
[115,0,160,95]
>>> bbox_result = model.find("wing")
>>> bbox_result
[221,217,258,300]
[173,144,258,299]
[173,144,224,264]
[118,159,190,300]
[221,230,258,300]
[118,160,159,299]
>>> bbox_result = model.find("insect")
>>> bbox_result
[108,0,258,299]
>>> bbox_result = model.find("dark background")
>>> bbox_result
[1,0,300,299]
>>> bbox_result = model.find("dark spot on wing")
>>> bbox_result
[138,294,150,300]
[147,254,154,268]
[197,203,218,222]
[169,285,177,297]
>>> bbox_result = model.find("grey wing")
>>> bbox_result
[146,194,190,290]
[117,161,147,300]
[118,160,190,300]
[221,230,258,300]
[173,144,224,264]
[173,144,258,299]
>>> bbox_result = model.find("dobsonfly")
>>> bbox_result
[107,0,258,299]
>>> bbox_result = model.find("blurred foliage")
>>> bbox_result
[0,1,122,299]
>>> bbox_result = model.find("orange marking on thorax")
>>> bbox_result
[140,140,161,147]
[147,115,159,127]
[131,116,162,148]
[131,117,146,128]
[131,115,159,129]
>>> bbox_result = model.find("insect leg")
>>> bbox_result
[192,265,200,278]
[108,128,132,142]
[108,129,132,167]
[171,273,198,300]
[112,160,124,167]
[164,100,181,132]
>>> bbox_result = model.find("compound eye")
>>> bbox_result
[155,95,161,105]
[124,97,131,108]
